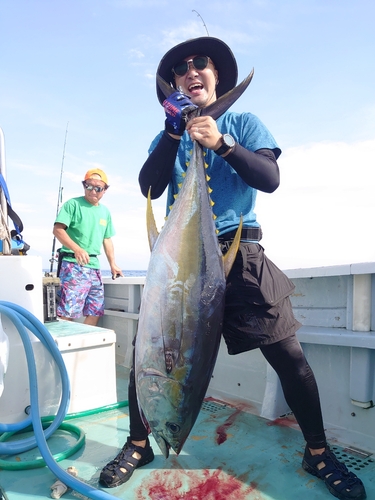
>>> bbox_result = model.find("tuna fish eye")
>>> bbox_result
[166,422,181,434]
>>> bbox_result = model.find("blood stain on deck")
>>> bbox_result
[266,416,297,428]
[136,469,261,499]
[215,405,247,445]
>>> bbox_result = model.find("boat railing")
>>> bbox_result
[0,127,11,254]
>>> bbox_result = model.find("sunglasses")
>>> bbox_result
[82,181,106,193]
[172,55,211,77]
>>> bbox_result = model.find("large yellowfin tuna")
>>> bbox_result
[135,71,254,458]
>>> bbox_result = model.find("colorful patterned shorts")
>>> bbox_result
[57,261,104,319]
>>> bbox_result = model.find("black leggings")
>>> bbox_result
[260,335,326,449]
[128,334,327,450]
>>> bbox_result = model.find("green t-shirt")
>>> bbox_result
[55,196,115,269]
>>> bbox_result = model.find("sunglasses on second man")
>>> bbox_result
[82,181,107,193]
[172,55,212,77]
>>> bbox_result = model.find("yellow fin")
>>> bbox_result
[223,217,243,278]
[146,188,160,251]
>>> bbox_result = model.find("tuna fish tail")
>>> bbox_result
[202,70,254,120]
[156,69,254,121]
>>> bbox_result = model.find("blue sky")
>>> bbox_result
[1,0,374,271]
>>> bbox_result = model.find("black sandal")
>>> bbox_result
[99,437,154,488]
[302,445,367,500]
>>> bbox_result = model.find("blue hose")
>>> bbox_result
[0,301,122,500]
[0,302,70,451]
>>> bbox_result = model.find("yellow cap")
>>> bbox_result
[84,168,108,186]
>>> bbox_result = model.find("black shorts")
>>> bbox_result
[221,242,301,355]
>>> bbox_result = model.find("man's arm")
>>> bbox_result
[186,116,280,193]
[53,222,91,265]
[224,146,280,193]
[138,131,180,199]
[103,238,123,279]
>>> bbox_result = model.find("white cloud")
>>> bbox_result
[128,49,145,59]
[257,139,375,270]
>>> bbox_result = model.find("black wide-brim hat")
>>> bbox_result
[156,36,238,105]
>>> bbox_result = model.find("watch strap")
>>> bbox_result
[215,143,230,156]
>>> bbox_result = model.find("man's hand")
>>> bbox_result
[186,116,222,150]
[74,248,90,266]
[110,264,124,280]
[163,91,198,136]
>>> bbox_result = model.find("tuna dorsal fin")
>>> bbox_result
[146,187,159,251]
[156,69,254,121]
[223,217,243,279]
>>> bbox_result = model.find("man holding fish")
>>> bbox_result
[100,37,366,500]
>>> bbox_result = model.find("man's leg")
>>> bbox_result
[84,315,99,326]
[261,336,366,500]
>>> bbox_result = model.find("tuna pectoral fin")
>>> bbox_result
[146,188,160,251]
[223,218,243,279]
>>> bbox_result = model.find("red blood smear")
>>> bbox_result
[266,417,296,428]
[215,408,243,445]
[136,469,260,500]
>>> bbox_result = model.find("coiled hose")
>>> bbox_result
[0,301,125,500]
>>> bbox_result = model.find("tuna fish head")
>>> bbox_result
[136,372,202,457]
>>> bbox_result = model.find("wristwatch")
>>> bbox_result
[214,134,235,156]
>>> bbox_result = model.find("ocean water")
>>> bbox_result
[102,270,147,277]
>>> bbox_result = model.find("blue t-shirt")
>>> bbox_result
[149,111,280,236]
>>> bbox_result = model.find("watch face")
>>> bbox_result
[223,134,235,147]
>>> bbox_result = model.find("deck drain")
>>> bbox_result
[202,400,228,413]
[331,445,374,471]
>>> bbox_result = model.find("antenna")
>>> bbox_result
[49,122,69,273]
[192,10,209,36]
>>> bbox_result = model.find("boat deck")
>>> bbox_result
[1,367,374,500]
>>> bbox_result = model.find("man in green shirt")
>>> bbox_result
[53,168,123,325]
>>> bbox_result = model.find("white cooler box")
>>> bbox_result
[47,320,117,414]
[0,256,117,422]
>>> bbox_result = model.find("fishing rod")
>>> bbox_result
[49,123,68,274]
[192,10,209,36]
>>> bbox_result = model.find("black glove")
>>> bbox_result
[163,91,198,136]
